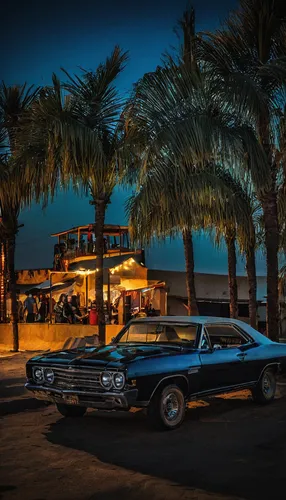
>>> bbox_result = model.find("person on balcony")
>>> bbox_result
[87,225,93,253]
[79,235,86,255]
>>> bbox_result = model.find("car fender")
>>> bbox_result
[148,374,189,402]
[258,362,281,381]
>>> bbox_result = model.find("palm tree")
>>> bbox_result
[236,197,260,329]
[124,11,264,322]
[199,0,286,339]
[23,47,128,342]
[214,224,239,320]
[182,228,199,315]
[126,158,252,320]
[201,171,258,324]
[0,195,7,324]
[0,83,39,350]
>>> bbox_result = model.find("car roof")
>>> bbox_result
[132,316,245,326]
[129,316,272,345]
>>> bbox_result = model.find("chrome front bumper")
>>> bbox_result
[25,383,138,410]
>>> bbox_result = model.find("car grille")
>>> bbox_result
[49,366,102,392]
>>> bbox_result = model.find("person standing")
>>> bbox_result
[89,301,98,325]
[54,294,74,324]
[38,293,48,322]
[17,296,24,322]
[24,294,36,323]
[70,295,82,323]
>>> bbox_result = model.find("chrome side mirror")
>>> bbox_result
[213,344,222,350]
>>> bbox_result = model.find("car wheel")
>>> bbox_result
[56,403,87,417]
[147,384,185,430]
[251,369,276,404]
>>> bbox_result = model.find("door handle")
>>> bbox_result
[237,352,246,361]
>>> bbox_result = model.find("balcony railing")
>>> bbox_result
[53,246,137,271]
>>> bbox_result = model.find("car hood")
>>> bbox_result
[28,343,190,370]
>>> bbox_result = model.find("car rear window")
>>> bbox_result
[205,324,249,348]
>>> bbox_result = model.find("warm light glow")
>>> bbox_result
[77,269,96,276]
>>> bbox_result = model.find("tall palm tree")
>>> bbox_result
[124,20,264,321]
[214,224,239,319]
[199,0,286,339]
[126,159,251,320]
[182,227,199,315]
[0,83,39,350]
[23,47,128,341]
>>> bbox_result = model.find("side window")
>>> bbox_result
[205,325,248,349]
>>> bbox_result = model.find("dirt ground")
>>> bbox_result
[1,353,286,500]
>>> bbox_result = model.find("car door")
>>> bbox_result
[198,323,253,394]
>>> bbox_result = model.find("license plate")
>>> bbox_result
[64,395,79,405]
[35,391,51,401]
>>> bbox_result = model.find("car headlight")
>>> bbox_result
[44,368,54,384]
[113,372,125,390]
[33,366,44,383]
[101,372,112,389]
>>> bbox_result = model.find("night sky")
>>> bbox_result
[2,0,267,275]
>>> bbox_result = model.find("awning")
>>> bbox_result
[25,278,76,295]
[125,281,166,293]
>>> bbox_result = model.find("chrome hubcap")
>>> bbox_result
[163,392,179,421]
[263,374,272,396]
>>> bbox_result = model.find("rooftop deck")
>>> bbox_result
[52,224,139,271]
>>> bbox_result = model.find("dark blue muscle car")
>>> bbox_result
[25,316,286,430]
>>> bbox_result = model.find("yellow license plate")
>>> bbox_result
[64,395,79,405]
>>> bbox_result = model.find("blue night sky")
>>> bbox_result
[2,0,268,276]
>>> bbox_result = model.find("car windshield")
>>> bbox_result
[116,322,199,346]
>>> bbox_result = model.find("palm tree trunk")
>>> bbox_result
[94,200,106,343]
[0,240,7,322]
[261,191,279,341]
[7,235,18,351]
[182,228,199,316]
[225,229,238,319]
[245,246,257,329]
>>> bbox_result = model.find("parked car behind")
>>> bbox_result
[25,316,286,430]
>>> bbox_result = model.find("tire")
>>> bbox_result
[56,403,87,417]
[251,369,276,404]
[147,384,185,430]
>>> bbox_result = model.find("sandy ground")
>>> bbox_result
[1,353,286,500]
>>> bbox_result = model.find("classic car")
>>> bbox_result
[25,316,286,430]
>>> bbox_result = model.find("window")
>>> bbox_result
[205,325,248,349]
[117,323,198,345]
[118,323,158,343]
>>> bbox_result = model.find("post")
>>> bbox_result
[123,290,126,324]
[85,274,88,308]
[107,269,111,322]
[49,272,53,324]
